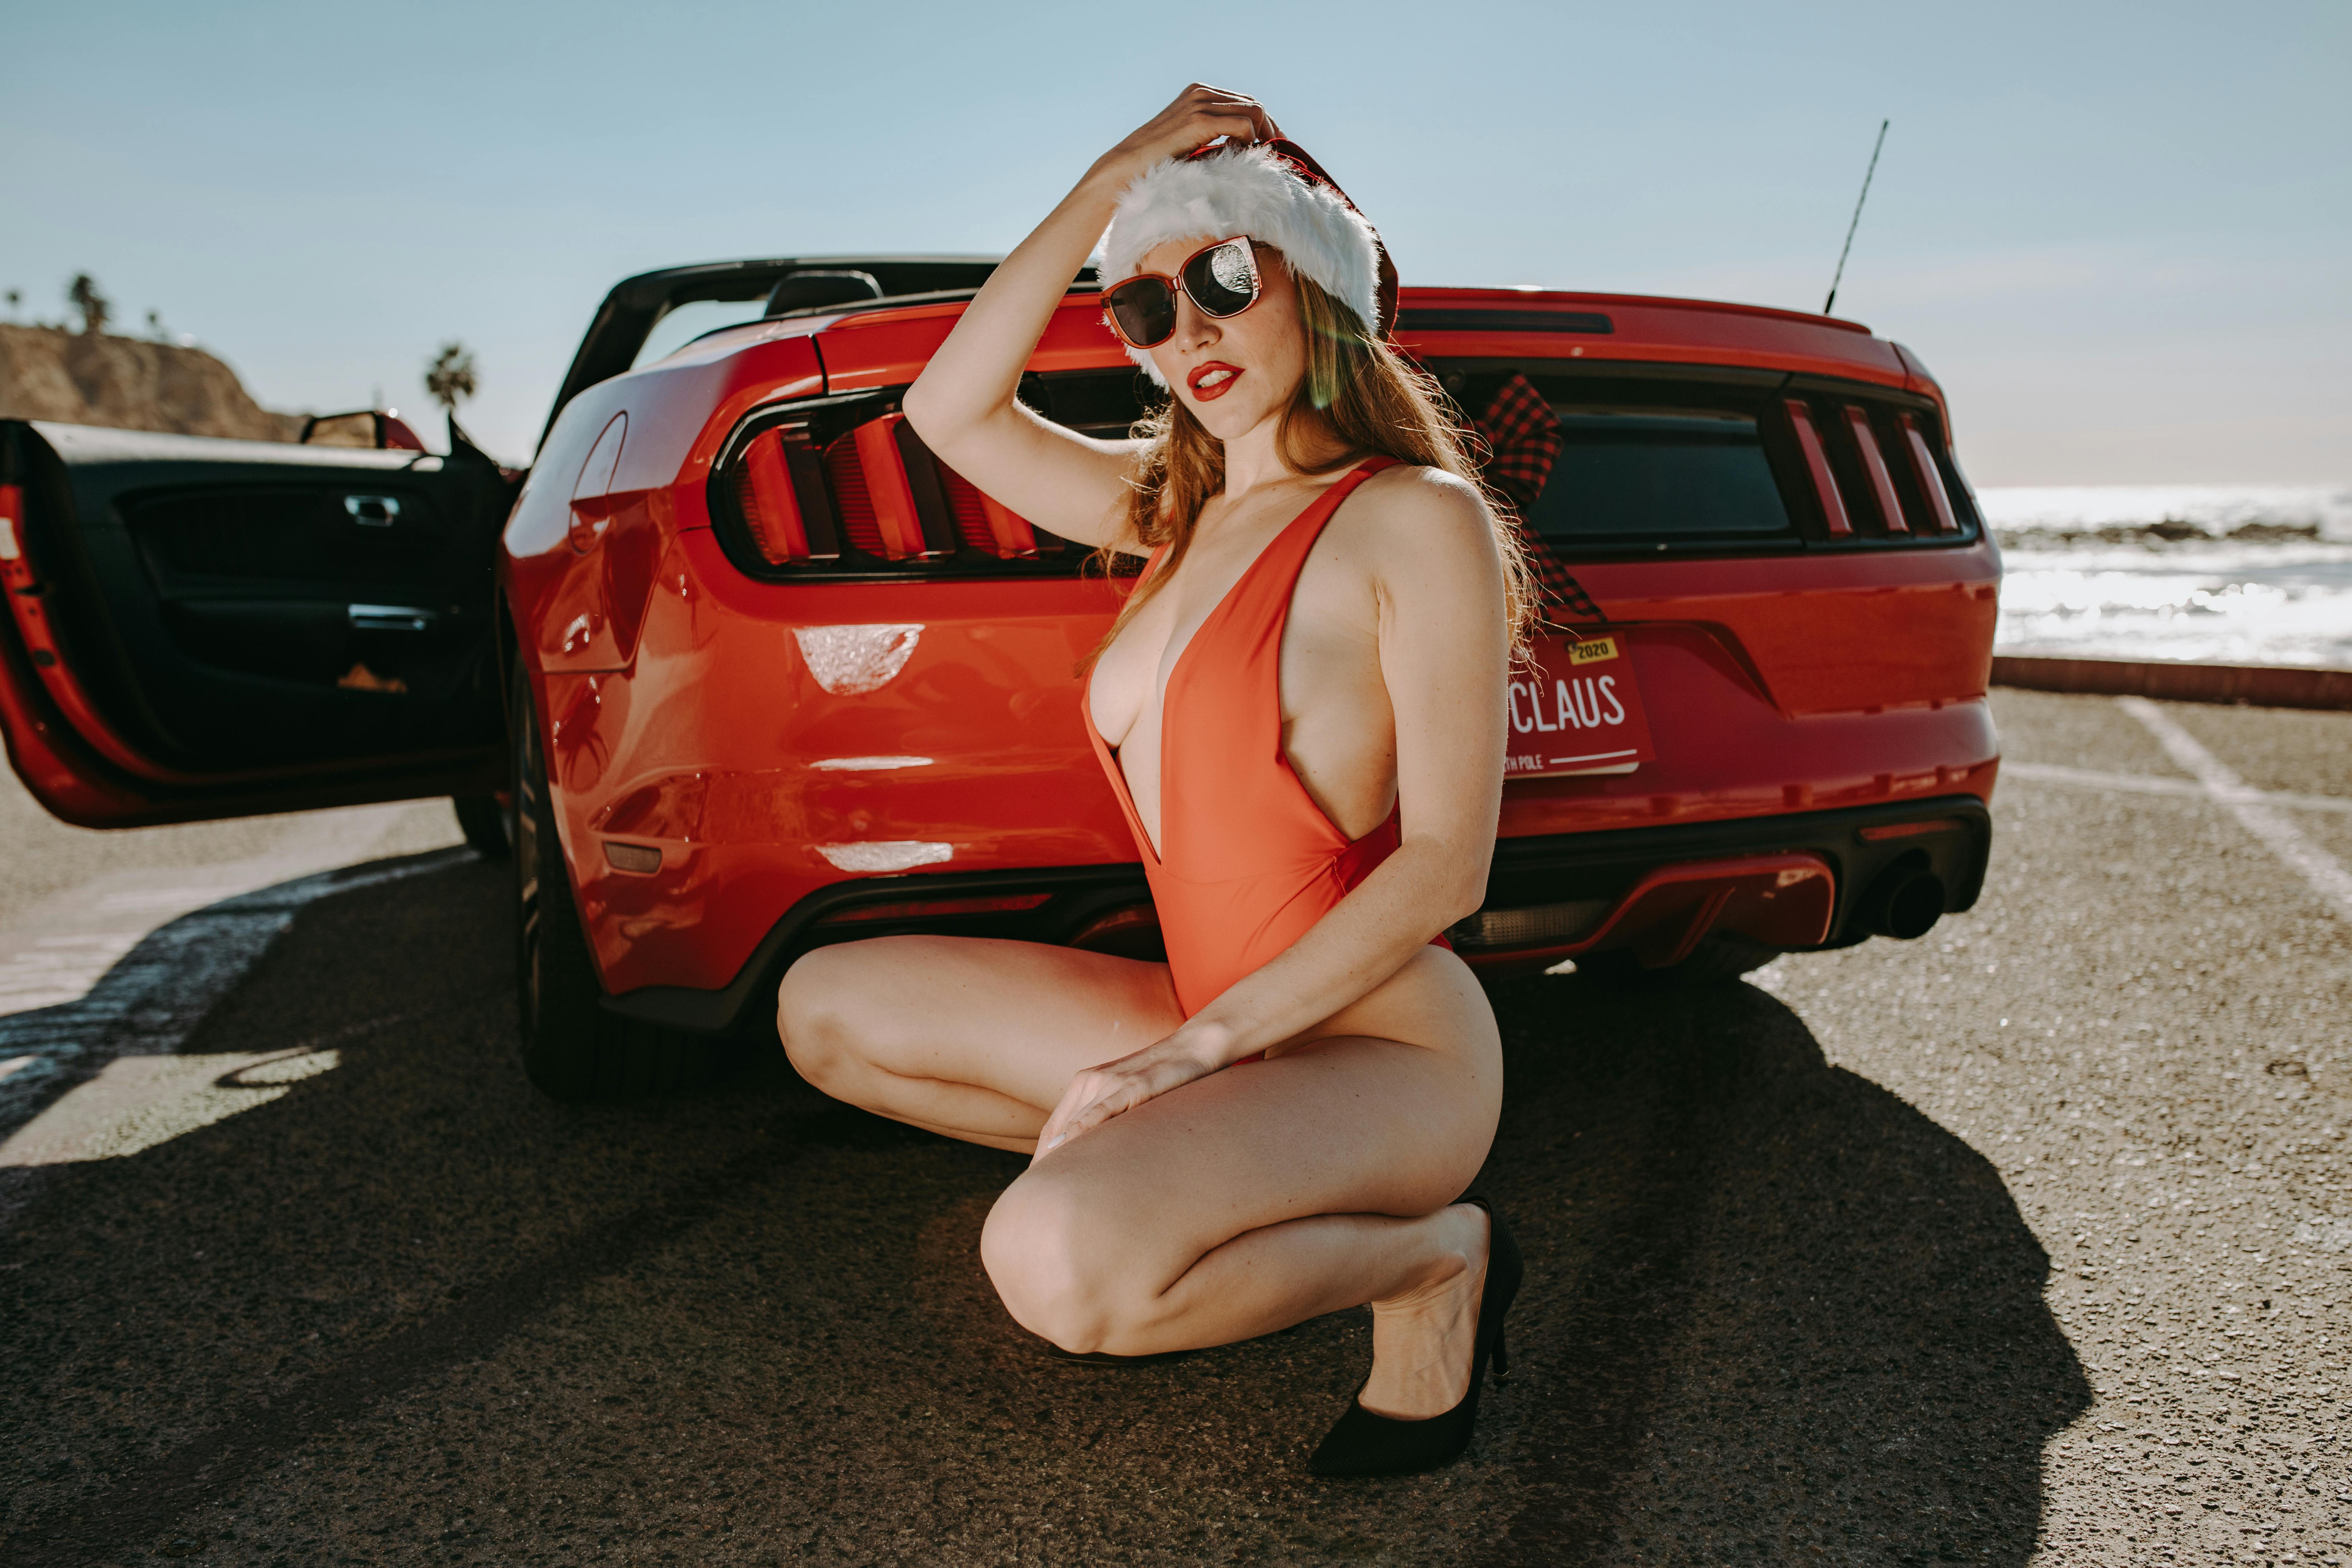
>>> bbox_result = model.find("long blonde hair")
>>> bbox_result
[1088,270,1537,665]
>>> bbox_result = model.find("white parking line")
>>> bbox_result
[2004,762,2352,816]
[0,850,475,1151]
[2116,696,2352,921]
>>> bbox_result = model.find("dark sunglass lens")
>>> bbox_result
[1107,278,1178,347]
[1183,240,1257,317]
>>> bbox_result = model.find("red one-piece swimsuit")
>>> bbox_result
[1083,457,1447,1023]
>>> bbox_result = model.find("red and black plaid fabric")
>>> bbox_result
[1472,375,1606,625]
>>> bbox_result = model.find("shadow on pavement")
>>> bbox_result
[0,846,476,1160]
[1478,972,2094,1565]
[0,851,2088,1566]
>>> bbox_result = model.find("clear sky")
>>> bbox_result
[4,0,2345,480]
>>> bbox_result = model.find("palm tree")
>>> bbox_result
[425,342,478,415]
[67,274,110,336]
[4,289,20,322]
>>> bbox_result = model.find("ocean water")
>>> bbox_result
[1981,484,2352,669]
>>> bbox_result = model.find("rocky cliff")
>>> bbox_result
[0,324,303,441]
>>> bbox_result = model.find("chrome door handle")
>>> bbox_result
[348,603,436,632]
[344,494,402,526]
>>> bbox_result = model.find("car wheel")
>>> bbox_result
[510,661,727,1101]
[1575,931,1780,988]
[452,793,511,858]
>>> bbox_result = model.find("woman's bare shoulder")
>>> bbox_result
[1332,463,1502,577]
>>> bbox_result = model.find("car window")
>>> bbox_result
[1533,412,1791,539]
[1444,368,1803,546]
[631,299,770,370]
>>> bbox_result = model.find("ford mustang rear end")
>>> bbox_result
[495,260,1997,1089]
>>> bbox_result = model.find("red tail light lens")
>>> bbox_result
[937,464,1049,559]
[739,431,807,563]
[1842,405,1909,535]
[1898,414,1960,534]
[823,438,883,556]
[736,428,842,565]
[853,415,956,560]
[1783,399,1852,537]
[710,382,1214,576]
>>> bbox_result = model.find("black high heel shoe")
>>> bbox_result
[1307,1195,1522,1478]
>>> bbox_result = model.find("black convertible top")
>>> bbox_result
[541,256,1100,454]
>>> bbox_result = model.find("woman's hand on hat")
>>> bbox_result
[1029,1026,1228,1164]
[1095,84,1280,184]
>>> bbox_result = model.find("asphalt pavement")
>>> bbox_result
[0,688,2346,1567]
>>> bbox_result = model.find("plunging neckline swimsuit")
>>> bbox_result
[1084,457,1441,1020]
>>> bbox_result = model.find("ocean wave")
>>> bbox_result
[1976,484,2352,667]
[1979,483,2352,544]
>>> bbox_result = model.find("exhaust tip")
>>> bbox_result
[1861,867,1946,940]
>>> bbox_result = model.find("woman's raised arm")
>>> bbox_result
[901,86,1279,551]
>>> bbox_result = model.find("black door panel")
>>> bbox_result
[3,419,515,790]
[126,482,459,584]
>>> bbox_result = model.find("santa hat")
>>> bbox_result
[1098,139,1398,384]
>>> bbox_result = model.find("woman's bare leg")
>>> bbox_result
[778,937,1503,1418]
[777,934,1185,1152]
[983,1023,1501,1418]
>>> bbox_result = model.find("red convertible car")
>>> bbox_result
[0,255,2000,1099]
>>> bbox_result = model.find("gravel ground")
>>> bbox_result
[0,689,2344,1567]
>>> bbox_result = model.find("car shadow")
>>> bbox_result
[0,847,478,1189]
[1472,969,2092,1565]
[0,854,2088,1567]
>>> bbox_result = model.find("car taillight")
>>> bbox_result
[741,422,1067,568]
[1783,399,1852,537]
[853,415,958,560]
[937,464,1047,558]
[1780,394,1976,543]
[737,428,842,564]
[1898,413,1960,534]
[1842,405,1909,535]
[822,438,884,556]
[705,395,1100,580]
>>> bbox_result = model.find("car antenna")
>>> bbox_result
[1822,119,1890,316]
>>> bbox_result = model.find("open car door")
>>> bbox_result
[0,419,515,828]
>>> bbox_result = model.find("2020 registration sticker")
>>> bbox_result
[1501,633,1658,778]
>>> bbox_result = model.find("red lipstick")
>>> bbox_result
[1187,361,1243,401]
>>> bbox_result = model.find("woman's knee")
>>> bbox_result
[980,1174,1160,1354]
[775,945,878,1092]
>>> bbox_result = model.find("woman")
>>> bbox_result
[777,85,1535,1477]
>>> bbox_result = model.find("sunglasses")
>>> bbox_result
[1101,237,1262,350]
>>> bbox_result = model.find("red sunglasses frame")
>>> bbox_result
[1099,236,1264,349]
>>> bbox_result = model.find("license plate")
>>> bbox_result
[1502,632,1657,778]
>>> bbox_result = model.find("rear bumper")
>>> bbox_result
[601,862,1153,1035]
[1455,795,1990,977]
[604,794,1990,1036]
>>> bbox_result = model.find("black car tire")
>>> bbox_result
[511,661,728,1101]
[452,793,512,859]
[1575,931,1781,989]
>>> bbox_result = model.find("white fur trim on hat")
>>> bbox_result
[1099,144,1381,383]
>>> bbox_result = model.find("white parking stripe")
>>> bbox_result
[0,851,474,1149]
[2116,696,2352,921]
[2004,761,2352,816]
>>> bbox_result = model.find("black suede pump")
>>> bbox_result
[1307,1196,1522,1478]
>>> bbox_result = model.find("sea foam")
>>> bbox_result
[1980,484,2352,668]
